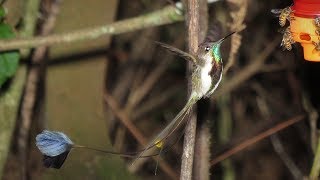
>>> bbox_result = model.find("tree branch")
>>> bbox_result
[214,38,280,99]
[310,136,320,180]
[0,5,183,51]
[1,0,40,177]
[180,0,205,179]
[210,114,305,166]
[103,91,179,180]
[0,68,26,177]
[192,1,209,180]
[18,0,61,179]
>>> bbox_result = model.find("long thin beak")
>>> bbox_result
[217,32,236,44]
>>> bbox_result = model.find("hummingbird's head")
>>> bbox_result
[197,32,236,65]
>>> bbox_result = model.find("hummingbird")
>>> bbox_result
[133,32,236,165]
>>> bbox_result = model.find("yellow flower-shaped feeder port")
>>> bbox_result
[290,0,320,61]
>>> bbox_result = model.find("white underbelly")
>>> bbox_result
[200,65,212,96]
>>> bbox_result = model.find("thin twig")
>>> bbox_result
[106,67,135,150]
[257,97,303,180]
[210,114,305,166]
[122,32,184,173]
[127,59,169,109]
[104,92,148,146]
[103,91,179,180]
[122,60,169,173]
[260,64,286,73]
[120,47,172,172]
[107,29,158,149]
[126,33,184,111]
[108,28,170,172]
[133,86,180,119]
[302,93,319,153]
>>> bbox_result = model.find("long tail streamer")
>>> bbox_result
[132,95,198,165]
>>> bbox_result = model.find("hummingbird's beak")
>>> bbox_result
[216,32,236,44]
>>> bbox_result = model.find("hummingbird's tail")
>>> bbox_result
[131,95,198,166]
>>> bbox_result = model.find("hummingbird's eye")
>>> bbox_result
[205,46,210,52]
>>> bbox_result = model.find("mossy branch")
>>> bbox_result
[0,5,183,51]
[310,137,320,180]
[0,67,26,176]
[0,0,41,177]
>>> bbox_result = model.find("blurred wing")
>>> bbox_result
[205,21,222,42]
[271,9,282,17]
[155,41,197,64]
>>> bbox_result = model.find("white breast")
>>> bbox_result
[199,63,212,96]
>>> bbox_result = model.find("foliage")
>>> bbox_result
[0,7,19,88]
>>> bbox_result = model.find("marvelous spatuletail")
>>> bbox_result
[133,32,236,164]
[36,130,157,169]
[36,32,235,170]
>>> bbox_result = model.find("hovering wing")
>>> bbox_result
[271,8,282,16]
[154,41,197,64]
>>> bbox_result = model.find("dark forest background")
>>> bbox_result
[0,0,319,179]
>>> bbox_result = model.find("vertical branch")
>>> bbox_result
[181,0,207,179]
[19,0,41,57]
[18,0,61,179]
[310,137,320,180]
[193,1,209,180]
[217,95,235,180]
[302,94,319,153]
[15,0,41,179]
[194,122,211,180]
[0,68,26,177]
[0,0,40,176]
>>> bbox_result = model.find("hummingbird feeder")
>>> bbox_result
[290,0,320,61]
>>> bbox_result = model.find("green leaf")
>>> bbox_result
[0,24,15,38]
[0,7,6,19]
[0,23,20,88]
